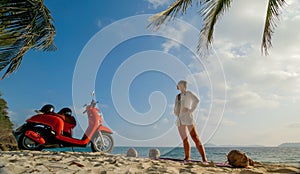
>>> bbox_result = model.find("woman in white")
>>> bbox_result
[174,80,208,162]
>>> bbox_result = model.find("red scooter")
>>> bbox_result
[13,92,114,152]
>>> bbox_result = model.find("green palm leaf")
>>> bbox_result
[148,0,194,29]
[261,0,286,55]
[0,0,56,79]
[198,0,231,54]
[148,0,232,54]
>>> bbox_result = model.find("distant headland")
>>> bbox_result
[278,142,300,147]
[205,142,300,147]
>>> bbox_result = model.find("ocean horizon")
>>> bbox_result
[44,146,300,168]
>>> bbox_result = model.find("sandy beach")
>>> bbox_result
[0,151,299,174]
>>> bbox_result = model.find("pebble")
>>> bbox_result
[148,148,160,159]
[126,147,138,157]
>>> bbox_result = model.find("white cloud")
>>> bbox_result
[7,110,16,117]
[162,117,170,124]
[157,21,190,53]
[284,0,300,20]
[287,122,300,128]
[198,115,235,127]
[226,85,279,110]
[97,20,103,28]
[147,0,170,9]
[96,18,115,29]
[162,40,180,53]
[221,118,236,126]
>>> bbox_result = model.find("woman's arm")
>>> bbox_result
[174,95,180,116]
[189,91,199,113]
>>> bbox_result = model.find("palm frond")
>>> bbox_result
[148,0,194,29]
[0,0,56,79]
[261,0,286,55]
[198,0,231,54]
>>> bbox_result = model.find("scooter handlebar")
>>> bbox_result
[82,99,99,114]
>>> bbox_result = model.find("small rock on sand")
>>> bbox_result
[126,148,138,157]
[148,148,160,159]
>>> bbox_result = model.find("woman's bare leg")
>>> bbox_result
[178,125,190,160]
[187,125,208,162]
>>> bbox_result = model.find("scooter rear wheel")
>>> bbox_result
[18,130,43,151]
[91,132,114,153]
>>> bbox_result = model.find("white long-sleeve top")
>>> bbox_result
[174,91,199,126]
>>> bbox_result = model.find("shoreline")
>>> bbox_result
[1,151,299,174]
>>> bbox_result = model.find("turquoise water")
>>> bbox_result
[45,146,300,167]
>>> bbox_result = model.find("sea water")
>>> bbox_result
[45,146,300,167]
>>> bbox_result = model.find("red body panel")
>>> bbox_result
[98,126,113,134]
[64,122,76,137]
[27,114,76,137]
[27,114,64,134]
[25,130,46,145]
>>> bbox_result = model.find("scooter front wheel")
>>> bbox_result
[91,132,114,153]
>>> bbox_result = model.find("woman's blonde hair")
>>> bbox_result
[178,80,187,89]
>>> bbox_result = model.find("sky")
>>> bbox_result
[0,0,300,147]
